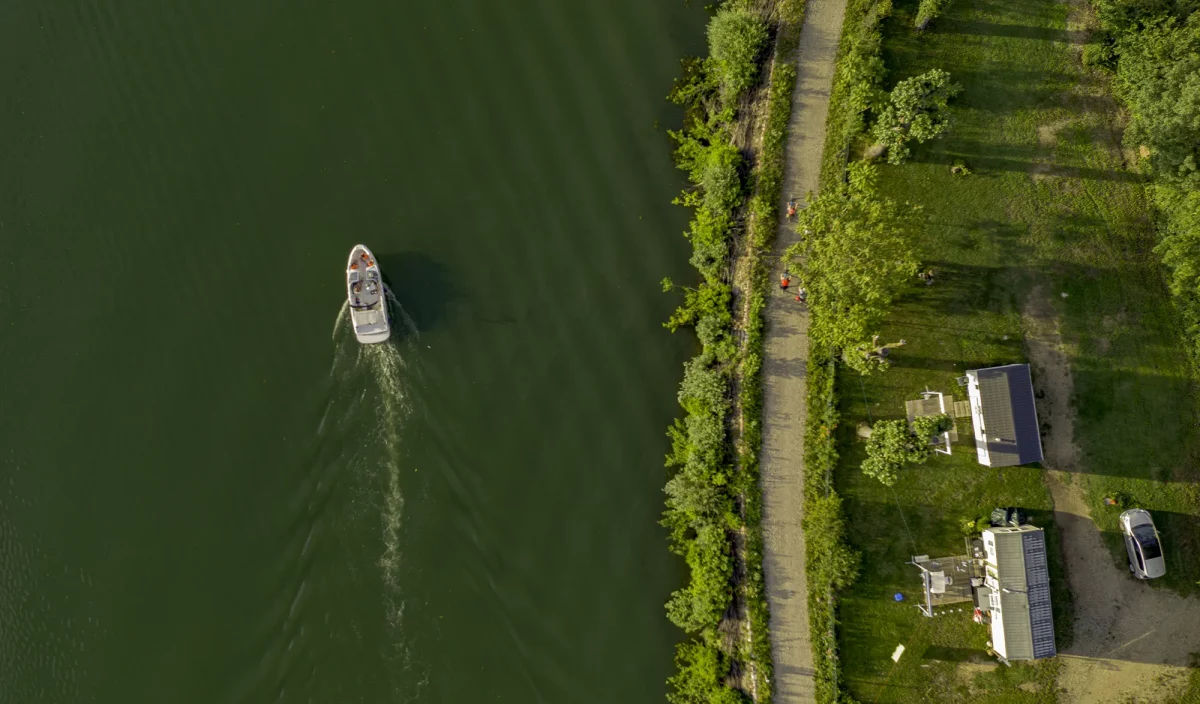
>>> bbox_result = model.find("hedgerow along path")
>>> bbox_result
[760,0,848,701]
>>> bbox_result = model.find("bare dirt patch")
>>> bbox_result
[1037,119,1072,148]
[1024,287,1200,704]
[955,660,999,694]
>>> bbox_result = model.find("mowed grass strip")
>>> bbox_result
[832,0,1200,700]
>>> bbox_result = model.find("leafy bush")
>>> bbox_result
[672,120,744,216]
[860,414,950,486]
[914,0,953,29]
[668,640,748,704]
[680,358,730,414]
[871,69,962,165]
[666,523,734,632]
[708,6,770,102]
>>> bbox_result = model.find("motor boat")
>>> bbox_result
[346,244,390,344]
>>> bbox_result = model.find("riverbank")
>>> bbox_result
[661,1,805,701]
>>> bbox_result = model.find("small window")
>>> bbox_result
[1135,545,1145,571]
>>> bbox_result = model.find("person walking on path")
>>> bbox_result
[760,0,850,699]
[780,272,791,291]
[786,199,798,219]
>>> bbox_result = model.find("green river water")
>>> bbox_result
[0,1,708,701]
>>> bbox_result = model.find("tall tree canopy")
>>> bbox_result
[871,69,961,165]
[782,162,920,373]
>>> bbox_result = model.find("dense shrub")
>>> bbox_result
[1082,31,1118,70]
[708,6,770,102]
[819,0,893,185]
[1152,184,1200,364]
[871,69,961,165]
[1092,0,1197,34]
[914,0,953,29]
[667,641,748,704]
[1115,14,1200,187]
[666,523,735,632]
[804,493,861,590]
[802,352,858,702]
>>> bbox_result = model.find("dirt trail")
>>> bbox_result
[759,0,847,701]
[1024,289,1200,703]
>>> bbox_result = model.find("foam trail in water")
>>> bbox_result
[362,342,410,622]
[332,300,349,340]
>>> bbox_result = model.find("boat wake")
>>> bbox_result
[330,293,424,694]
[362,341,409,609]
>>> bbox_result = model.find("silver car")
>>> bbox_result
[1120,509,1166,579]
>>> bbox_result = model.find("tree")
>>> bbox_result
[707,6,769,102]
[781,162,920,373]
[914,0,953,30]
[860,414,951,485]
[1116,14,1200,187]
[850,334,907,373]
[871,69,962,165]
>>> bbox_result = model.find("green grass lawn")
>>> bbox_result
[832,0,1200,700]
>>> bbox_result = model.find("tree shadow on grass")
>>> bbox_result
[936,18,1088,46]
[893,260,1029,320]
[923,645,991,663]
[913,147,1145,183]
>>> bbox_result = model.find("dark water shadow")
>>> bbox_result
[376,251,457,333]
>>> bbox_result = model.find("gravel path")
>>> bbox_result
[1025,291,1200,703]
[760,0,847,701]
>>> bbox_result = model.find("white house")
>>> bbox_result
[980,525,1056,662]
[964,364,1044,467]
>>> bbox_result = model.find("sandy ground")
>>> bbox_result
[1024,289,1200,703]
[759,0,847,701]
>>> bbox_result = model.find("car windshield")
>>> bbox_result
[1133,524,1162,560]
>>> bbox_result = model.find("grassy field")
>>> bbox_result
[830,0,1200,700]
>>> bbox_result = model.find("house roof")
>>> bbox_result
[973,364,1043,466]
[988,527,1056,660]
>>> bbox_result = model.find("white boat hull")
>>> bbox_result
[346,244,390,344]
